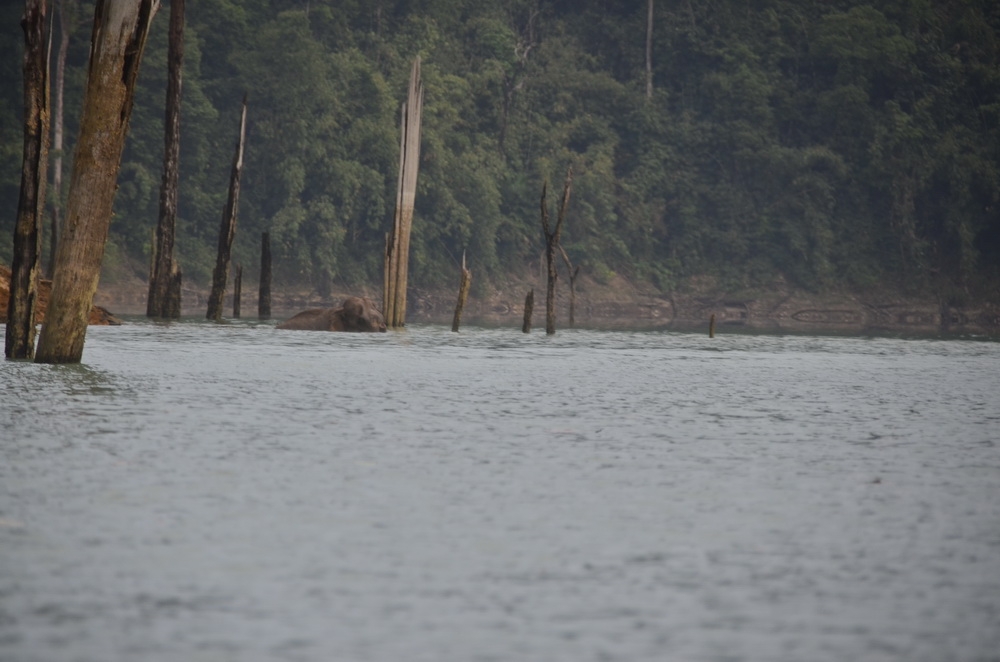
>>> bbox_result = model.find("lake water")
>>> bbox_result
[2,319,999,662]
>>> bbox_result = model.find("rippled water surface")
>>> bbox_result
[2,319,999,662]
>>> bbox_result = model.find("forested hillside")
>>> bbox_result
[2,0,999,302]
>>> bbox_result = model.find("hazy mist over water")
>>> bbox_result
[2,320,999,661]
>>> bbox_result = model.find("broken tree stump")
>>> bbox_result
[233,263,242,318]
[522,289,534,333]
[258,231,271,320]
[206,94,247,322]
[451,252,471,332]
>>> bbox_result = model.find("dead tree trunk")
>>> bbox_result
[540,168,572,335]
[522,289,534,333]
[46,0,70,280]
[206,95,247,322]
[232,264,242,318]
[558,245,579,327]
[6,0,51,360]
[36,0,158,364]
[147,0,184,318]
[258,231,271,319]
[383,56,423,328]
[451,251,471,332]
[166,269,181,317]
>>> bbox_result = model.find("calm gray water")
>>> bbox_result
[2,319,999,662]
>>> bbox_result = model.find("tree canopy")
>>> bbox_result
[2,0,998,300]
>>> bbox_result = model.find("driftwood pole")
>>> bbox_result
[35,0,159,364]
[147,0,184,319]
[383,56,423,328]
[540,168,573,335]
[6,0,50,360]
[206,94,247,322]
[558,245,579,327]
[232,264,242,318]
[451,251,472,332]
[522,289,534,333]
[258,231,271,319]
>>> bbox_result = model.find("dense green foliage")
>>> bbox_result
[2,0,999,299]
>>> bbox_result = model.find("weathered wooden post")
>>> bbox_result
[206,94,247,322]
[147,0,184,319]
[383,56,423,328]
[233,264,242,318]
[258,231,271,320]
[35,0,159,364]
[540,168,572,335]
[522,289,534,333]
[709,313,716,338]
[5,0,50,360]
[451,252,472,332]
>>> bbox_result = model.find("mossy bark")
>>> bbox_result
[35,0,158,364]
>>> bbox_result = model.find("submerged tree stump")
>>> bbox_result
[522,289,534,333]
[451,252,471,332]
[233,264,242,318]
[384,56,423,328]
[147,0,184,319]
[258,231,271,320]
[35,0,158,364]
[559,245,579,328]
[5,0,50,360]
[206,95,247,322]
[540,168,572,335]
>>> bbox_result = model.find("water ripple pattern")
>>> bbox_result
[2,319,999,662]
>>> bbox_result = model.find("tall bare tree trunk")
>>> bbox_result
[147,0,184,318]
[645,0,654,100]
[383,56,423,328]
[540,168,572,335]
[47,0,70,280]
[6,0,51,360]
[35,0,159,364]
[206,95,247,322]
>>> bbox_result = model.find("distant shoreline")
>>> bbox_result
[90,275,1000,338]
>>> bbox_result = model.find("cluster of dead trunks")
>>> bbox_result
[2,260,381,332]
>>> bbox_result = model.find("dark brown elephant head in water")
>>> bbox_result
[276,297,387,332]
